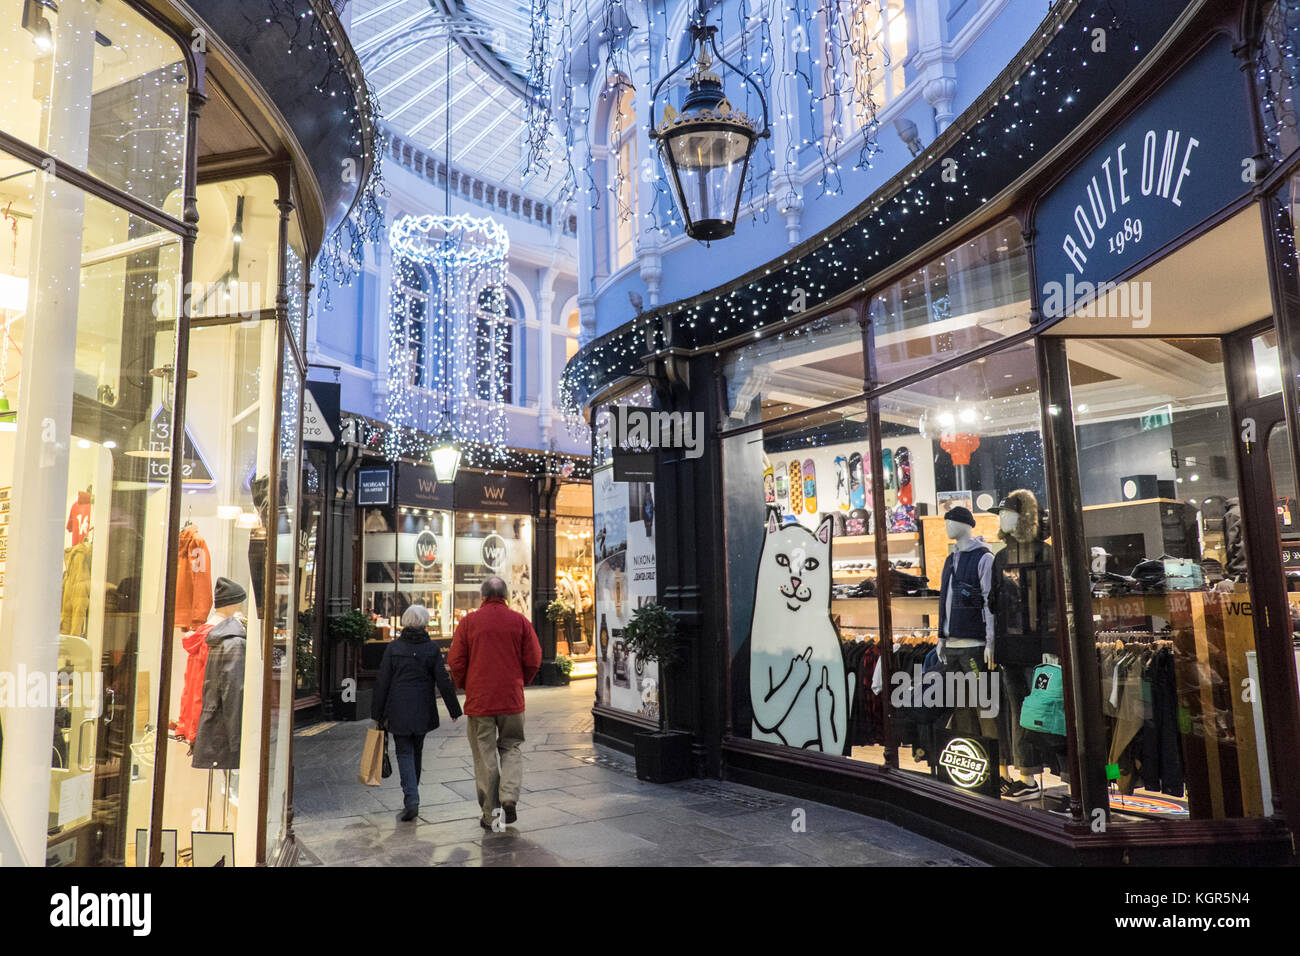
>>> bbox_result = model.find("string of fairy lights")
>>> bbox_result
[528,0,898,243]
[556,0,1148,417]
[253,1,388,310]
[381,214,513,462]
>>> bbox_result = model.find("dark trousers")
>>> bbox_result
[393,733,425,809]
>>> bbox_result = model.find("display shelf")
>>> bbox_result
[834,532,922,546]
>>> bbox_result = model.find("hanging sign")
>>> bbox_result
[453,471,533,514]
[145,409,214,486]
[357,467,391,506]
[302,382,341,445]
[397,462,454,509]
[1034,36,1255,318]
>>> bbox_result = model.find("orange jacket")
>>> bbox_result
[177,623,213,742]
[447,597,542,716]
[175,526,212,630]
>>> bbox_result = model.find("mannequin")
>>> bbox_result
[192,577,248,773]
[937,506,998,739]
[990,490,1057,799]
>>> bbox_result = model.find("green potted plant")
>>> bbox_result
[554,653,574,685]
[621,602,691,783]
[326,609,378,719]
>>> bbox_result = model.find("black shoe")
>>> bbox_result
[479,818,492,830]
[398,807,418,822]
[502,802,517,824]
[1005,779,1041,800]
[999,777,1015,796]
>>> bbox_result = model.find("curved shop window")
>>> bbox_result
[149,174,304,866]
[0,0,187,210]
[0,142,185,865]
[870,217,1031,385]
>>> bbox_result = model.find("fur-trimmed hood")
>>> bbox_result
[997,489,1041,544]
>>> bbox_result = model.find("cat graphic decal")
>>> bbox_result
[748,512,853,753]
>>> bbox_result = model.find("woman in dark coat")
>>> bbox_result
[372,605,462,821]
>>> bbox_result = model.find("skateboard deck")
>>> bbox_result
[882,448,897,508]
[789,460,803,514]
[775,462,788,503]
[848,452,865,509]
[834,456,851,511]
[763,463,776,504]
[802,458,817,514]
[895,446,913,506]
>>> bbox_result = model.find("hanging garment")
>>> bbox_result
[176,623,214,743]
[1142,647,1185,797]
[192,616,247,770]
[60,541,92,636]
[66,490,92,545]
[175,525,213,630]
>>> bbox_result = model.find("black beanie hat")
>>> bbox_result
[945,505,977,528]
[213,576,247,608]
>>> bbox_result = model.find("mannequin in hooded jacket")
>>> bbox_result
[937,507,999,740]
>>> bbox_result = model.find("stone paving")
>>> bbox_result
[292,682,981,867]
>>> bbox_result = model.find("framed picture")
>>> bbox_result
[936,491,973,515]
[191,831,236,868]
[134,828,178,867]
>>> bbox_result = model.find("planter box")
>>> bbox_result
[633,730,692,783]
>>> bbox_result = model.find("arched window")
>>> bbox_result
[474,286,520,404]
[565,309,580,362]
[396,262,429,387]
[824,0,908,135]
[607,81,638,271]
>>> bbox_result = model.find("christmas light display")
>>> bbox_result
[381,213,512,462]
[558,0,1147,417]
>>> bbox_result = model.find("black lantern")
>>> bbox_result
[650,17,770,243]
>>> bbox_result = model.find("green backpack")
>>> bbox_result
[1019,663,1066,738]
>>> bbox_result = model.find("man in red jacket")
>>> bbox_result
[447,575,542,829]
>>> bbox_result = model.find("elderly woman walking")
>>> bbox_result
[372,605,463,821]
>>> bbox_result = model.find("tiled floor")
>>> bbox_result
[292,682,980,867]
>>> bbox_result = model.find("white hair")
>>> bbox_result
[401,605,430,628]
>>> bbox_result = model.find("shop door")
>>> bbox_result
[1224,325,1300,821]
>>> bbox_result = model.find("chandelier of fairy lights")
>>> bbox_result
[382,213,511,467]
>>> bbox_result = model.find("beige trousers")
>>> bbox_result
[467,713,525,822]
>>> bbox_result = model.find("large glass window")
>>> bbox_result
[0,148,182,866]
[870,218,1031,385]
[876,340,1055,804]
[0,0,187,209]
[454,512,533,626]
[724,403,887,763]
[722,307,864,423]
[1065,336,1271,821]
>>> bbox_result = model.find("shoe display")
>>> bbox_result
[1005,779,1041,800]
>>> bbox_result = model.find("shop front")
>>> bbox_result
[0,0,375,866]
[564,0,1300,863]
[350,453,590,684]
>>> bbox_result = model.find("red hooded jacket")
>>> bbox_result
[447,597,542,716]
[177,622,213,742]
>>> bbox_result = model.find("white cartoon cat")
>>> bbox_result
[749,512,853,753]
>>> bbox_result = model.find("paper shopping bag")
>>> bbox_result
[358,726,385,786]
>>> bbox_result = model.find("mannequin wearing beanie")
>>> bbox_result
[192,577,248,771]
[991,490,1057,798]
[937,506,998,740]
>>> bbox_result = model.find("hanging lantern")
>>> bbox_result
[431,428,462,484]
[650,18,770,243]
